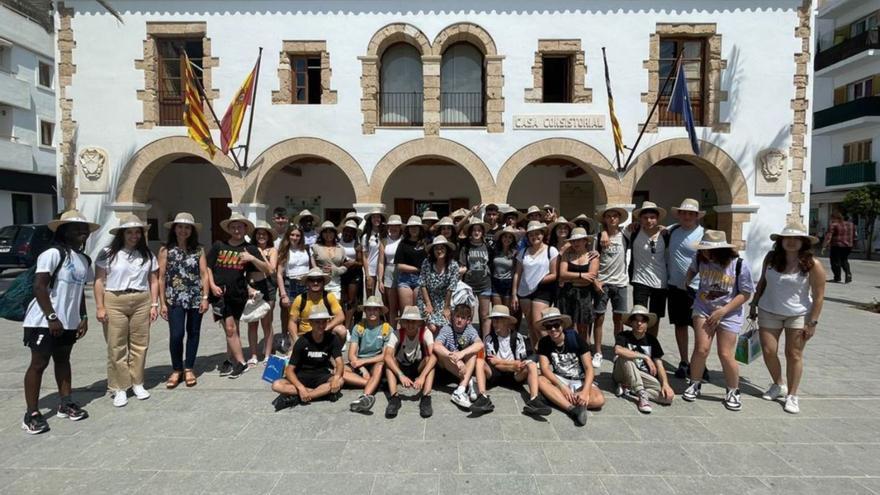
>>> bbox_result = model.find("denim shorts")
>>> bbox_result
[593,284,628,314]
[397,272,420,290]
[491,278,512,298]
[283,278,307,300]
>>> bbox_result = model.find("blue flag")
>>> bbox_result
[667,61,701,155]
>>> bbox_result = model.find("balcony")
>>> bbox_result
[816,29,880,72]
[814,96,880,132]
[379,92,423,126]
[0,71,30,109]
[440,92,485,126]
[0,137,32,172]
[826,160,877,187]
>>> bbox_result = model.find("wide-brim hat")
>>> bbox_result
[306,304,333,321]
[422,210,439,222]
[525,221,548,235]
[633,201,667,221]
[110,214,149,235]
[623,305,658,328]
[694,229,736,250]
[318,220,338,235]
[464,217,488,235]
[345,211,364,224]
[770,222,819,245]
[163,212,202,231]
[596,205,630,224]
[526,205,542,217]
[548,216,574,234]
[568,227,592,242]
[359,295,389,313]
[451,208,470,220]
[47,209,100,233]
[339,219,361,235]
[435,216,457,229]
[537,307,572,329]
[487,304,517,323]
[365,209,387,223]
[297,267,331,283]
[252,220,277,241]
[386,214,403,226]
[671,198,706,219]
[294,209,319,224]
[571,213,598,233]
[497,225,521,243]
[405,216,425,229]
[220,213,255,235]
[399,305,425,321]
[429,235,457,252]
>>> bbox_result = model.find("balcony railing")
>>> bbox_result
[441,92,485,126]
[816,28,880,71]
[814,96,880,129]
[379,92,423,126]
[158,91,185,126]
[826,160,877,186]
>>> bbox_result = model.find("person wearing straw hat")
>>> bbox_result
[377,214,403,326]
[21,210,98,434]
[338,219,364,329]
[500,205,524,229]
[512,221,559,350]
[535,307,605,426]
[276,225,313,347]
[433,216,459,251]
[244,221,279,368]
[270,305,344,411]
[206,213,270,380]
[395,216,428,316]
[418,235,461,333]
[157,212,209,389]
[94,214,160,407]
[422,210,440,238]
[525,205,543,223]
[459,217,493,336]
[628,201,669,338]
[592,205,631,371]
[666,199,707,380]
[344,210,364,227]
[490,226,520,308]
[271,206,290,249]
[613,305,674,414]
[288,267,347,344]
[749,222,826,414]
[383,305,437,418]
[451,208,470,224]
[572,213,598,236]
[311,221,347,299]
[361,208,387,296]
[434,303,494,413]
[681,230,754,412]
[294,209,320,247]
[558,227,600,361]
[344,295,393,413]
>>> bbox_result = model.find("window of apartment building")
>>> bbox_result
[850,11,879,37]
[847,77,874,101]
[291,56,321,104]
[658,37,706,126]
[0,40,10,72]
[38,60,52,88]
[156,38,204,126]
[542,55,572,103]
[843,140,872,163]
[11,194,33,225]
[379,43,423,126]
[39,120,53,147]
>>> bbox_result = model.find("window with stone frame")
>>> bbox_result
[657,37,706,127]
[524,40,591,104]
[272,41,337,106]
[291,56,321,104]
[156,38,204,126]
[542,55,573,103]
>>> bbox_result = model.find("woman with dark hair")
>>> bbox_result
[395,216,428,314]
[434,217,459,251]
[750,222,826,414]
[377,215,403,326]
[558,228,600,348]
[418,236,460,334]
[277,225,313,338]
[362,210,386,297]
[512,221,559,350]
[311,221,347,299]
[94,214,160,408]
[459,218,493,336]
[491,226,519,309]
[682,230,754,412]
[246,221,278,367]
[339,219,364,328]
[157,212,209,388]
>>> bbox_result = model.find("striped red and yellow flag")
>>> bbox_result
[602,49,625,160]
[220,59,258,155]
[182,53,216,158]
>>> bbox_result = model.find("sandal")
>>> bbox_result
[166,371,182,389]
[184,369,197,387]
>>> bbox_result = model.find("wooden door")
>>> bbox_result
[210,198,232,243]
[394,198,414,219]
[449,197,469,213]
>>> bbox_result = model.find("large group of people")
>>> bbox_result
[18,199,827,434]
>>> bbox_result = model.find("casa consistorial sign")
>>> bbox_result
[514,114,606,130]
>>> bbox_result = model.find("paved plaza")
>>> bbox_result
[0,259,878,494]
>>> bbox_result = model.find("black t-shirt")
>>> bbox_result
[395,238,427,272]
[290,331,342,375]
[460,241,491,292]
[537,329,589,380]
[615,331,664,374]
[206,241,265,298]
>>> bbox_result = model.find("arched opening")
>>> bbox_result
[440,42,484,126]
[380,158,481,219]
[380,43,423,126]
[507,158,607,219]
[632,157,719,229]
[259,157,357,226]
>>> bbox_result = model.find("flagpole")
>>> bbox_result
[601,47,623,172]
[621,50,683,171]
[242,47,263,171]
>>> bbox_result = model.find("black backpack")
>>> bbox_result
[298,290,332,316]
[488,329,519,359]
[0,246,89,322]
[626,224,679,283]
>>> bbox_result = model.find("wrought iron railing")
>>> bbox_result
[440,92,485,126]
[816,28,880,71]
[814,96,880,129]
[379,92,423,126]
[158,90,185,126]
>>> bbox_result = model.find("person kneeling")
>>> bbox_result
[536,307,605,426]
[433,303,494,414]
[271,306,343,411]
[384,306,438,418]
[613,305,674,414]
[344,296,393,413]
[479,305,551,416]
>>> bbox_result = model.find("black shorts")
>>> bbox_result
[631,283,667,319]
[487,366,520,387]
[211,293,247,322]
[340,268,363,287]
[399,362,422,380]
[522,282,557,305]
[296,370,333,389]
[23,327,77,353]
[667,287,696,326]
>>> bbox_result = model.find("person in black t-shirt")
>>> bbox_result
[613,305,674,414]
[395,216,427,314]
[271,305,344,411]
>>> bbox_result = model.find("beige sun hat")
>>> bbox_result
[770,221,819,245]
[405,215,425,229]
[359,295,389,313]
[451,208,469,220]
[548,216,575,234]
[297,266,331,283]
[345,211,364,224]
[399,305,425,321]
[317,220,338,235]
[252,220,277,241]
[306,304,332,321]
[463,217,488,235]
[633,201,667,221]
[671,198,706,218]
[500,206,525,222]
[163,212,202,231]
[694,229,736,250]
[422,210,439,222]
[487,304,517,323]
[435,216,457,229]
[47,209,100,233]
[536,307,572,329]
[623,304,658,328]
[110,214,149,235]
[339,219,361,235]
[572,213,598,233]
[497,225,521,243]
[428,235,457,253]
[220,213,255,235]
[526,205,542,217]
[525,221,548,235]
[365,209,387,223]
[568,227,593,242]
[294,209,319,225]
[596,205,630,224]
[386,214,403,226]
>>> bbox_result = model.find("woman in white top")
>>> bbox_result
[377,215,403,327]
[276,225,313,336]
[338,220,364,329]
[361,211,386,297]
[246,221,278,367]
[749,222,825,414]
[94,214,159,408]
[512,221,559,350]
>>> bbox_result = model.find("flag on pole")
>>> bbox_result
[602,49,625,165]
[182,53,216,158]
[220,58,258,155]
[667,60,701,155]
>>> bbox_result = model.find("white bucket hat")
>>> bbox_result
[359,295,389,313]
[399,305,425,321]
[525,221,548,235]
[568,227,592,242]
[422,210,439,222]
[428,235,457,252]
[671,198,706,218]
[163,212,202,231]
[770,222,819,245]
[306,305,333,321]
[405,216,425,229]
[386,214,403,226]
[110,214,149,235]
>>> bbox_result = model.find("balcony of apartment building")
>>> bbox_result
[825,160,877,187]
[816,28,880,75]
[0,70,30,110]
[814,78,880,135]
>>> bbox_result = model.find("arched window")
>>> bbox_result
[440,42,484,126]
[380,43,423,126]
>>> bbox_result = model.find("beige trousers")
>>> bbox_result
[612,358,672,404]
[103,291,151,392]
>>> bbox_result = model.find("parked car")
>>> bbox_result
[0,224,53,274]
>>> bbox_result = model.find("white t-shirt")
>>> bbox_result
[339,238,358,263]
[95,248,158,291]
[24,248,94,330]
[483,331,527,361]
[362,233,381,277]
[631,230,667,289]
[516,245,558,297]
[383,235,401,266]
[385,328,434,366]
[285,248,311,278]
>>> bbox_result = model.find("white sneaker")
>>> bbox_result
[784,394,800,414]
[592,353,603,370]
[112,390,128,407]
[762,383,788,401]
[131,384,151,400]
[451,389,472,409]
[467,377,478,402]
[247,356,259,368]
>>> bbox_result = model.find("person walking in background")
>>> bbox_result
[823,211,855,283]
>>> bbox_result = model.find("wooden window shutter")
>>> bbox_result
[394,198,414,220]
[449,198,470,212]
[873,75,880,96]
[833,86,847,105]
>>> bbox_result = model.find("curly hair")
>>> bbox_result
[769,238,815,274]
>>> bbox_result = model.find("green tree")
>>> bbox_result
[842,184,880,260]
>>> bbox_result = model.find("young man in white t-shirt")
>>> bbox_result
[21,210,98,435]
[629,202,668,337]
[383,306,437,418]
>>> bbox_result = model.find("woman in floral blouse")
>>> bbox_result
[158,213,209,388]
[417,235,460,334]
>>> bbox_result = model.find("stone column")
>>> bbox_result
[230,203,269,223]
[359,56,379,134]
[422,55,441,136]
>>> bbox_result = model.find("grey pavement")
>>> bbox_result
[0,259,879,494]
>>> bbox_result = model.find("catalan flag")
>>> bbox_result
[220,57,259,155]
[182,53,216,158]
[601,48,625,164]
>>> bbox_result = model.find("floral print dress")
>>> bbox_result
[417,258,460,327]
[165,246,203,309]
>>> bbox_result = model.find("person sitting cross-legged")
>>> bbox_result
[383,305,438,418]
[536,307,605,426]
[344,296,393,413]
[271,305,344,411]
[433,303,494,414]
[613,305,675,414]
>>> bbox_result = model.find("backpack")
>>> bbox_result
[297,290,332,317]
[397,326,430,360]
[353,321,392,337]
[0,247,75,322]
[487,329,519,360]
[626,224,679,284]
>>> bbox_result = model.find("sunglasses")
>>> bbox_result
[649,239,656,254]
[542,321,562,331]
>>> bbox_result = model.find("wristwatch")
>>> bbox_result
[46,312,58,322]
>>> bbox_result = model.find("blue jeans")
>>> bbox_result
[168,305,202,371]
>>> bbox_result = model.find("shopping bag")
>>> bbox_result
[262,355,289,383]
[735,322,762,365]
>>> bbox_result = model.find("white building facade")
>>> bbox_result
[56,1,814,271]
[0,2,56,227]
